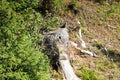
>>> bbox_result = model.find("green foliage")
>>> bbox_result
[40,16,61,33]
[97,2,120,21]
[76,68,99,80]
[7,0,39,11]
[68,0,78,10]
[0,0,50,80]
[52,0,66,10]
[95,56,117,72]
[40,0,66,13]
[40,0,79,15]
[75,54,120,80]
[92,41,105,49]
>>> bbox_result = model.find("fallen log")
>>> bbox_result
[59,53,81,80]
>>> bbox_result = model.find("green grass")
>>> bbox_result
[74,54,120,80]
[42,1,120,80]
[76,67,100,80]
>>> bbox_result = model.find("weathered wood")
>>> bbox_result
[77,20,86,49]
[43,23,81,80]
[59,53,81,80]
[76,20,96,56]
[70,41,96,57]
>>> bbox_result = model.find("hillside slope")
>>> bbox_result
[48,1,120,80]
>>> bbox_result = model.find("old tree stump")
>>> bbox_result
[43,23,81,80]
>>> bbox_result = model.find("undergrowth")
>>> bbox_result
[1,0,120,79]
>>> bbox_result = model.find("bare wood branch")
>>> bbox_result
[104,47,109,57]
[77,20,86,49]
[70,41,96,57]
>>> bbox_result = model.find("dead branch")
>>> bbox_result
[77,20,86,49]
[70,41,96,57]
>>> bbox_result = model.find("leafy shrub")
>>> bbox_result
[52,0,66,10]
[40,0,66,13]
[0,0,50,80]
[7,0,39,11]
[40,16,61,33]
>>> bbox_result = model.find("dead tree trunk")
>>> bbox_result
[43,23,81,80]
[59,53,81,80]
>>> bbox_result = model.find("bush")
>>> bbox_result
[0,0,50,80]
[40,16,61,33]
[40,0,66,13]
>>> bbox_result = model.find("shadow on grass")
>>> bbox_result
[102,49,120,62]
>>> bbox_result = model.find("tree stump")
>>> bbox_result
[43,23,81,80]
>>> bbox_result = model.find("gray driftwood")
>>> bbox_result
[43,23,81,80]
